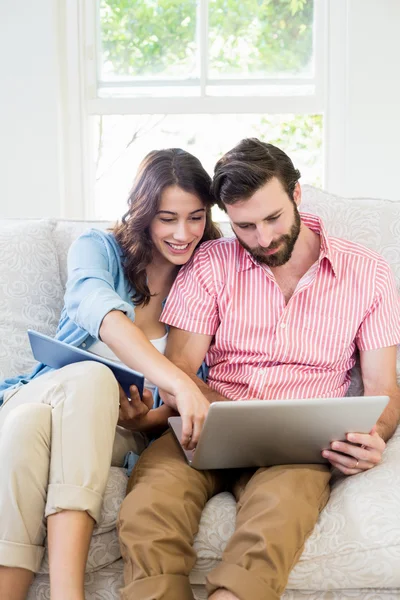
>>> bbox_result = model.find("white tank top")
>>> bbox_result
[88,331,168,395]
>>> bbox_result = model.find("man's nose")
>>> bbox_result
[256,224,273,248]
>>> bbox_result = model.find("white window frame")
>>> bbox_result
[61,0,331,218]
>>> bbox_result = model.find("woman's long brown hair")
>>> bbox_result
[113,148,221,306]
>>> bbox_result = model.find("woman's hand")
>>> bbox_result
[118,384,154,431]
[160,380,210,450]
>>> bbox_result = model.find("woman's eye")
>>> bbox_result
[160,218,175,223]
[190,216,204,221]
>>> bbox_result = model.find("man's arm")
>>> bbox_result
[323,345,400,475]
[163,326,229,404]
[361,345,400,441]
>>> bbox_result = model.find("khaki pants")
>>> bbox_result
[118,430,331,600]
[0,362,146,573]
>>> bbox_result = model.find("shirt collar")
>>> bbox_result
[235,212,339,277]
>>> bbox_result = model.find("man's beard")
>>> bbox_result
[236,205,301,267]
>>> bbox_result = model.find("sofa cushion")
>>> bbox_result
[189,426,400,590]
[52,220,112,288]
[0,220,64,379]
[301,185,400,291]
[38,467,128,575]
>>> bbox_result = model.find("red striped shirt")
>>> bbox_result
[161,213,400,400]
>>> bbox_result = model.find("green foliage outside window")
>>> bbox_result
[100,0,313,77]
[96,2,322,190]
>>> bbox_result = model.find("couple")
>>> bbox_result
[1,139,399,600]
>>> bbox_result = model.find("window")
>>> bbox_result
[81,0,326,218]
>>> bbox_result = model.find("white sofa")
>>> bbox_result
[0,185,399,600]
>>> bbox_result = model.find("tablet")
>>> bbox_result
[168,395,389,470]
[28,329,144,398]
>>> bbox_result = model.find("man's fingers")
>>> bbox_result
[323,449,376,471]
[346,431,386,452]
[329,441,382,465]
[327,458,363,476]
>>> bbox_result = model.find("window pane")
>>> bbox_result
[208,0,314,78]
[99,0,198,80]
[93,114,323,220]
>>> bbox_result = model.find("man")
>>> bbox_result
[118,138,400,600]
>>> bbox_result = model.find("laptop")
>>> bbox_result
[168,396,389,470]
[28,329,144,397]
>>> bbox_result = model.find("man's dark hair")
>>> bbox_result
[212,138,301,211]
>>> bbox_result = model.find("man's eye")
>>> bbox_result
[238,224,250,229]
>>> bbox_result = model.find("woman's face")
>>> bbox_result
[149,185,207,266]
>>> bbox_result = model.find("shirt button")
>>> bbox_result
[82,342,86,348]
[280,323,286,329]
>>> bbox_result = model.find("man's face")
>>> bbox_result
[225,177,301,268]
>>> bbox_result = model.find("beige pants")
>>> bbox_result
[0,362,146,573]
[119,430,331,600]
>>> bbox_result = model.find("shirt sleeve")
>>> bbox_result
[64,230,135,339]
[161,246,220,335]
[356,258,400,351]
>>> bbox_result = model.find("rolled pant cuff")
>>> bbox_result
[46,483,104,523]
[0,539,44,573]
[121,573,194,600]
[206,562,280,600]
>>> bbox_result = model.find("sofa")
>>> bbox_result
[0,184,399,600]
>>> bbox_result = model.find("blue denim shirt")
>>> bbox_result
[0,229,146,405]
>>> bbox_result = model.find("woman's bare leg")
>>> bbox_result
[0,566,33,600]
[47,510,95,600]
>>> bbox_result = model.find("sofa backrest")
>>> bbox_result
[0,185,399,386]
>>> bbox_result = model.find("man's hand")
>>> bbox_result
[322,426,386,475]
[159,381,210,450]
[118,384,154,431]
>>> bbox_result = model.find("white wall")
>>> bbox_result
[346,0,400,200]
[0,0,64,218]
[0,0,399,219]
[326,0,400,200]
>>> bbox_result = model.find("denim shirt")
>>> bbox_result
[0,229,146,405]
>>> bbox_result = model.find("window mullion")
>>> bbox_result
[313,0,327,107]
[198,0,209,98]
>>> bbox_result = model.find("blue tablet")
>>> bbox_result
[28,329,144,398]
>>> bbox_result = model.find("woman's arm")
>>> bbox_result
[99,310,209,448]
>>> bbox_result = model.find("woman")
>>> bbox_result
[0,148,221,600]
